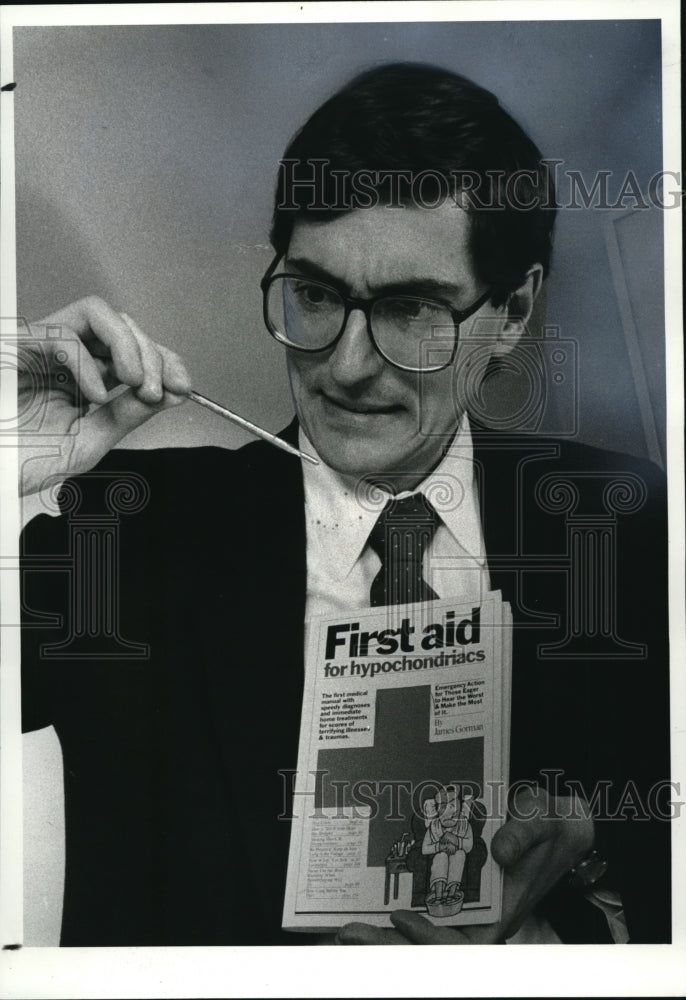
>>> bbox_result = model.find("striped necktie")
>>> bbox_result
[368,493,440,606]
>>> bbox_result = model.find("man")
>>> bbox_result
[19,63,670,946]
[422,787,474,911]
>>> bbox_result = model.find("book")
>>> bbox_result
[283,593,512,930]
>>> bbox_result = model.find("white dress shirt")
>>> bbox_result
[301,413,491,621]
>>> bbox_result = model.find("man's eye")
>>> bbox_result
[292,282,338,308]
[383,298,443,323]
[393,300,424,320]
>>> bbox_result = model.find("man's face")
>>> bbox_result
[437,791,459,823]
[284,204,507,488]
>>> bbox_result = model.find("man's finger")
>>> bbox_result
[155,341,193,396]
[19,333,109,406]
[391,909,504,944]
[491,817,548,868]
[122,313,192,398]
[336,922,405,945]
[492,791,593,870]
[120,314,164,404]
[57,296,145,388]
[389,910,465,944]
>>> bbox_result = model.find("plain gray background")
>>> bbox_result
[15,19,666,945]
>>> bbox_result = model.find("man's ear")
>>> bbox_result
[492,264,544,356]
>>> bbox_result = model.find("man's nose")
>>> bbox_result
[328,308,383,386]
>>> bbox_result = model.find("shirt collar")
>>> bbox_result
[300,413,481,580]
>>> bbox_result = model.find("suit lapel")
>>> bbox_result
[470,425,561,782]
[470,424,520,605]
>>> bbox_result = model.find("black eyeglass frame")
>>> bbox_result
[260,254,493,374]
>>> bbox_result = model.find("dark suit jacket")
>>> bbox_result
[20,422,671,945]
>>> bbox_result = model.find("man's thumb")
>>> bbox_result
[492,820,542,868]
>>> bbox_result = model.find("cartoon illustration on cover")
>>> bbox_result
[421,785,473,915]
[384,783,488,916]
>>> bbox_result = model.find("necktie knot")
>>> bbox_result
[368,494,440,606]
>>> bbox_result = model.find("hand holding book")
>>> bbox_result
[336,786,595,945]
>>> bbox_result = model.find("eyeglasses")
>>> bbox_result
[261,255,492,373]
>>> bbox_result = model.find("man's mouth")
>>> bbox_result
[321,392,403,415]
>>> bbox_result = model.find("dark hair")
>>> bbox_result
[270,62,556,306]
